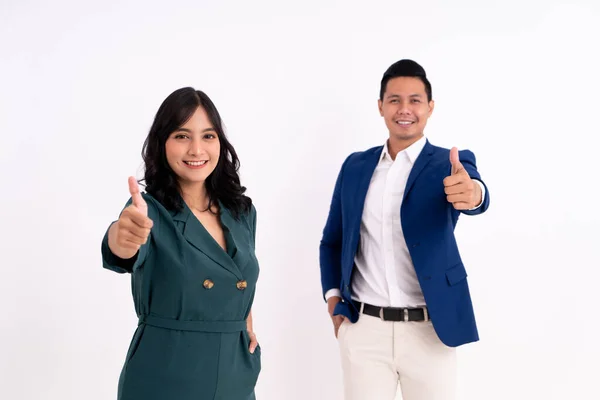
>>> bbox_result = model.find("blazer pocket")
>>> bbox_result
[445,263,467,286]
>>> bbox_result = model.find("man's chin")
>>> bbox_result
[390,131,423,142]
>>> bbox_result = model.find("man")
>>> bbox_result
[319,59,490,400]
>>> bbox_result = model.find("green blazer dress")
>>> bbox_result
[101,193,261,400]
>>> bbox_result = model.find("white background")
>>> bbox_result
[1,0,599,399]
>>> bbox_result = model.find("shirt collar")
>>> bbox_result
[381,136,427,164]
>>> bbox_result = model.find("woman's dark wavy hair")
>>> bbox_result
[141,87,251,219]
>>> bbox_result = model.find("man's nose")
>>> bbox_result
[397,102,412,114]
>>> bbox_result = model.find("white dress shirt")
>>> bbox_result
[325,137,485,307]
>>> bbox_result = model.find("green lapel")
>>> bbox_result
[171,201,243,279]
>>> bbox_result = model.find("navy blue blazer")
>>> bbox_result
[319,140,490,347]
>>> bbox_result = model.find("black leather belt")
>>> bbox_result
[354,301,429,322]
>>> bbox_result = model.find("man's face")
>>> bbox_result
[378,77,434,142]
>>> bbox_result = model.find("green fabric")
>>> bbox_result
[102,193,260,400]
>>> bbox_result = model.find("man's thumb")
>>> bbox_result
[450,147,463,175]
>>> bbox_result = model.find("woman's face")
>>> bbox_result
[165,106,221,190]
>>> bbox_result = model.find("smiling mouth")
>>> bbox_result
[396,120,415,126]
[184,161,207,166]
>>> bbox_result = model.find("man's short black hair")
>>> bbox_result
[379,59,432,101]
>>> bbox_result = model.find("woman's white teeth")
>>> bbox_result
[185,161,207,166]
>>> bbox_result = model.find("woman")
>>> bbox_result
[101,87,261,400]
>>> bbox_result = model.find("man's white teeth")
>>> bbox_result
[397,121,413,125]
[185,161,207,166]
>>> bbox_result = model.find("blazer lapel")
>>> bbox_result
[218,203,250,271]
[171,202,242,279]
[403,139,434,202]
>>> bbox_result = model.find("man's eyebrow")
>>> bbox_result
[385,93,423,99]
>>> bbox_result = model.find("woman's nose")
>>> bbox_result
[188,137,204,156]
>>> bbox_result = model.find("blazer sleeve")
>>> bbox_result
[319,155,351,299]
[457,149,490,216]
[101,193,159,274]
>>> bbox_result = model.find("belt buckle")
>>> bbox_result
[379,307,385,321]
[422,307,429,321]
[403,308,409,322]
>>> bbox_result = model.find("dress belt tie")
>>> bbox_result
[139,315,247,332]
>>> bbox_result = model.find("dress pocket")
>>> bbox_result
[217,330,261,398]
[124,325,146,366]
[243,330,262,363]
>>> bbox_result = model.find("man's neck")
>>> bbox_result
[387,134,424,160]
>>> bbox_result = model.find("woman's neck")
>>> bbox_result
[180,183,211,212]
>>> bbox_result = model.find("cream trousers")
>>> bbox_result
[337,313,457,400]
